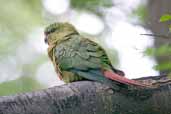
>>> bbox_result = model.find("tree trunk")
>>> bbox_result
[0,79,171,114]
[147,0,171,74]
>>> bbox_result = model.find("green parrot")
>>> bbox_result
[44,22,147,89]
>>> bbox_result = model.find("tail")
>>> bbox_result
[103,70,149,88]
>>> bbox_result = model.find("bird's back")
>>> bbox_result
[54,34,115,83]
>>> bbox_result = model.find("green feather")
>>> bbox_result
[46,23,121,87]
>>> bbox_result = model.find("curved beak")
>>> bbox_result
[44,35,48,44]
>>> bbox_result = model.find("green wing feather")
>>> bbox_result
[55,34,112,71]
[54,34,121,89]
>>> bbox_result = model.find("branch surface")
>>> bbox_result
[0,80,171,114]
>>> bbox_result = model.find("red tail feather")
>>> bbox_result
[103,70,148,87]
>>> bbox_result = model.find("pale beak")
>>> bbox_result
[45,37,48,44]
[44,35,48,44]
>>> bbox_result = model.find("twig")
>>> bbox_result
[140,33,170,39]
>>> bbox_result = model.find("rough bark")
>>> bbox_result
[0,80,171,114]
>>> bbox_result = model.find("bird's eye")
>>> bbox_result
[45,27,57,35]
[50,27,56,33]
[45,23,59,35]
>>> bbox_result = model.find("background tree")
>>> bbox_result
[147,0,171,75]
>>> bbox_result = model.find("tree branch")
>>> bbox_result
[0,80,171,114]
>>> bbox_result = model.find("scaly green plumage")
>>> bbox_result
[45,22,124,88]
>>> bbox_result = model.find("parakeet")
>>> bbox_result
[44,22,147,89]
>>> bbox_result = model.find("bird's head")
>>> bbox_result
[44,22,78,45]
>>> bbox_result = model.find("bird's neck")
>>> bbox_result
[47,30,78,65]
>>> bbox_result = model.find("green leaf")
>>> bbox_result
[160,14,171,22]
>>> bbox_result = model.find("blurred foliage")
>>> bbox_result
[154,62,171,72]
[20,55,48,75]
[145,45,171,56]
[0,55,46,96]
[0,0,43,56]
[70,0,113,16]
[145,44,171,72]
[0,0,44,96]
[0,0,113,56]
[0,0,121,96]
[0,76,42,96]
[131,3,148,24]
